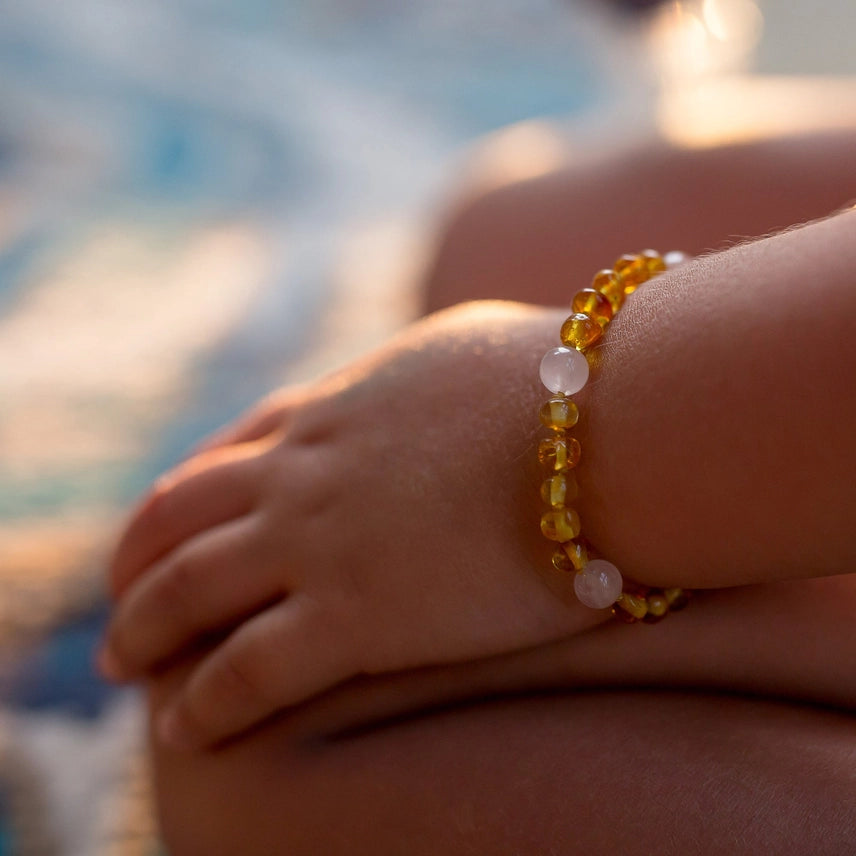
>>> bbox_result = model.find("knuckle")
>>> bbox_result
[255,394,288,426]
[157,555,199,617]
[262,447,337,525]
[214,643,274,708]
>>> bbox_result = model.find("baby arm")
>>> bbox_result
[102,207,856,749]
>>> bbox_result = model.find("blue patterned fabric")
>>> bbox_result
[0,2,633,851]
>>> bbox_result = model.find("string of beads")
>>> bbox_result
[537,249,690,623]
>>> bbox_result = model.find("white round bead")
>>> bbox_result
[539,347,589,395]
[574,559,623,609]
[663,250,690,269]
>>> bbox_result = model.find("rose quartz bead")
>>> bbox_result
[574,559,623,609]
[663,250,690,268]
[539,347,589,395]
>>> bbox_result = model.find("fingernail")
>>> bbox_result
[95,645,124,682]
[157,708,197,751]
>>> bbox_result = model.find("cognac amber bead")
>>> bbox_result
[571,288,613,327]
[591,268,625,312]
[561,539,588,571]
[551,547,576,572]
[537,436,581,472]
[560,313,602,351]
[611,601,638,623]
[614,253,648,295]
[540,507,581,542]
[643,592,669,623]
[540,473,579,508]
[663,587,689,611]
[648,592,670,616]
[616,591,648,620]
[641,249,666,277]
[539,396,579,430]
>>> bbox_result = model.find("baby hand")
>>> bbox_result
[101,302,607,749]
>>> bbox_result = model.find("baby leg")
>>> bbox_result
[149,652,856,856]
[422,126,856,311]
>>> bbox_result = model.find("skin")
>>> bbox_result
[150,577,856,855]
[423,129,856,312]
[99,128,856,853]
[102,205,856,753]
[154,684,856,856]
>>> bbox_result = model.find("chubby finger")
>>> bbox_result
[101,514,286,681]
[110,443,269,599]
[154,595,355,750]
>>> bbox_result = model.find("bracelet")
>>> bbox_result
[537,249,690,623]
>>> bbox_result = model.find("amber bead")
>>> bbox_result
[646,592,670,618]
[540,507,581,542]
[663,587,689,611]
[571,288,613,327]
[560,313,602,352]
[611,601,638,623]
[614,253,649,295]
[561,539,588,571]
[616,591,648,620]
[537,436,581,472]
[539,397,579,431]
[540,473,579,508]
[641,249,666,277]
[551,547,576,572]
[591,268,625,312]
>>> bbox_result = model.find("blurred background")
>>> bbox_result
[0,1,853,853]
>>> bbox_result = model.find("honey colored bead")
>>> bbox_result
[641,249,666,277]
[541,507,581,542]
[560,313,602,351]
[540,473,579,508]
[615,591,648,620]
[537,436,581,472]
[539,397,579,430]
[561,539,588,571]
[663,587,689,611]
[645,592,670,618]
[571,288,613,327]
[551,548,576,572]
[591,268,625,312]
[643,592,669,623]
[611,601,639,623]
[614,253,648,294]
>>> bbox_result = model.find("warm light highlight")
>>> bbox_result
[649,0,764,82]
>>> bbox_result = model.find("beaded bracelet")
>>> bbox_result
[537,249,690,623]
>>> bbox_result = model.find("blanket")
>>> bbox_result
[0,2,631,851]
